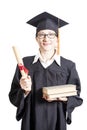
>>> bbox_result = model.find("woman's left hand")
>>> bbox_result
[43,96,68,102]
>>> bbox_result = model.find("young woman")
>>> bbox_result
[9,12,83,130]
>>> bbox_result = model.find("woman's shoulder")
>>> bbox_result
[23,55,35,65]
[23,55,35,60]
[61,56,75,67]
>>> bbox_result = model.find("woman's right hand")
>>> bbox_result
[20,75,32,95]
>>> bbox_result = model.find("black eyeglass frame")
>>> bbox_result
[36,33,57,39]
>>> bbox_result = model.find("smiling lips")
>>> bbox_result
[43,42,51,46]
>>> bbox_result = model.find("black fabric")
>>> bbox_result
[9,56,83,130]
[27,12,69,34]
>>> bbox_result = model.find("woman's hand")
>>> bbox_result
[20,75,32,95]
[57,97,68,101]
[43,96,68,102]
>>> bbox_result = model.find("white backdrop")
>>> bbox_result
[0,0,86,130]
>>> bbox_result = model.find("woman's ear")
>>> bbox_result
[55,37,58,47]
[35,37,38,41]
[35,37,40,47]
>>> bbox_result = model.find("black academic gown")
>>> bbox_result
[9,56,83,130]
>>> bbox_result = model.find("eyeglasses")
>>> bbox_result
[37,33,57,39]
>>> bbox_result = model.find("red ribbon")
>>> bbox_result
[18,64,29,74]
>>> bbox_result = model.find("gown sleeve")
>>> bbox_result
[66,62,83,124]
[8,66,31,121]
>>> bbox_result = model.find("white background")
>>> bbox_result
[0,0,86,129]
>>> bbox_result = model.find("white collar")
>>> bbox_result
[33,50,61,66]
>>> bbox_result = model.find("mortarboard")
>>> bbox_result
[27,12,68,35]
[27,12,69,55]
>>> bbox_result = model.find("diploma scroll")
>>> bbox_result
[12,46,29,77]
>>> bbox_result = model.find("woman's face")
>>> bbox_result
[36,29,58,52]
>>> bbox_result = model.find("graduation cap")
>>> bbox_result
[27,12,69,54]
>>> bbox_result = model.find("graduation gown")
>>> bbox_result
[9,56,83,130]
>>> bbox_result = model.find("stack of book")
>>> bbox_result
[42,84,77,99]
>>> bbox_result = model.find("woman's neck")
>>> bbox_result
[40,49,56,62]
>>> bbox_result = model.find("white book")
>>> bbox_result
[42,84,76,95]
[43,90,77,99]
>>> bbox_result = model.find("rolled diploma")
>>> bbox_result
[12,46,27,77]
